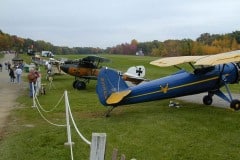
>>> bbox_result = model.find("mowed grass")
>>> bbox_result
[0,54,240,160]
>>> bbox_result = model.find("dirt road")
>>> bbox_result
[0,54,27,134]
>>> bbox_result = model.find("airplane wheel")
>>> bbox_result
[203,95,212,105]
[72,80,79,89]
[230,99,240,111]
[76,81,86,90]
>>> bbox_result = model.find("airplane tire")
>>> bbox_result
[72,80,79,89]
[230,99,240,111]
[203,95,212,105]
[76,81,86,90]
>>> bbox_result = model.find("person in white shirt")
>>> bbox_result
[15,66,23,84]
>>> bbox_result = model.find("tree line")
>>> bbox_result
[0,29,240,56]
[108,31,240,56]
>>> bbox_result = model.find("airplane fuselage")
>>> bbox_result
[120,63,239,105]
[97,63,240,107]
[60,64,99,78]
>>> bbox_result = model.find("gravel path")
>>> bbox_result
[0,54,27,135]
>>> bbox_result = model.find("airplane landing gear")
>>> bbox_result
[203,93,240,111]
[230,99,240,111]
[72,80,86,90]
[104,106,114,117]
[203,95,213,105]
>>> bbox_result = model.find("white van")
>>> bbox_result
[41,51,54,57]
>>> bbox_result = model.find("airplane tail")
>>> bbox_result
[96,67,130,106]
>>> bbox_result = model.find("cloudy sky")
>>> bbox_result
[1,0,239,48]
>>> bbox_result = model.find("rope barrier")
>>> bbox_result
[64,91,74,160]
[32,85,66,127]
[35,93,65,113]
[32,89,91,144]
[64,91,91,145]
[32,88,93,159]
[34,99,66,127]
[68,101,91,145]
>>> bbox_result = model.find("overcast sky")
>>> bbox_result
[1,0,239,48]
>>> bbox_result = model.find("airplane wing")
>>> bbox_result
[150,50,240,67]
[82,55,110,63]
[194,50,240,66]
[150,56,205,67]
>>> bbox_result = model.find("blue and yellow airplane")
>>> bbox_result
[96,50,240,116]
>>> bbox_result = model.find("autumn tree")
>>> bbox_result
[0,33,10,50]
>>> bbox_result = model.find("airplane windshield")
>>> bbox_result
[193,66,215,75]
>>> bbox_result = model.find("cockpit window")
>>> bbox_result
[194,66,215,75]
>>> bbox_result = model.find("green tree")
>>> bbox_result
[180,39,193,56]
[231,31,240,43]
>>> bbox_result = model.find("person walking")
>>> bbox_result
[4,62,8,70]
[9,67,15,83]
[15,66,23,84]
[7,62,11,72]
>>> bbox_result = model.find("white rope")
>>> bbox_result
[32,89,90,146]
[34,96,66,127]
[35,93,65,113]
[65,91,91,145]
[68,104,91,145]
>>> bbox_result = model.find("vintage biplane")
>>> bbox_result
[31,55,64,79]
[96,50,240,116]
[60,55,146,90]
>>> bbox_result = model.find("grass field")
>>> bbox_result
[0,54,240,160]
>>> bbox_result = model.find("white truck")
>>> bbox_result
[41,51,54,57]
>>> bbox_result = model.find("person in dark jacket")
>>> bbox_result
[9,67,15,83]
